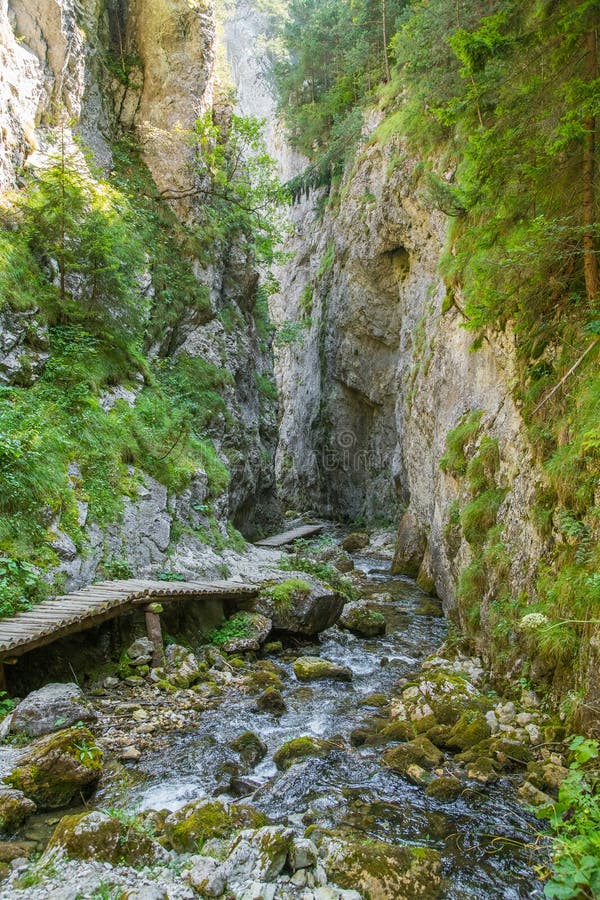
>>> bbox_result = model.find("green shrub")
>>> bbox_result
[264,577,312,612]
[466,436,500,494]
[460,488,506,546]
[210,612,254,646]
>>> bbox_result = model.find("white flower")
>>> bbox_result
[519,612,549,632]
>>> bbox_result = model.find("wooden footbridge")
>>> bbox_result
[0,578,259,688]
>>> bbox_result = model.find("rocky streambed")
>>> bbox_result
[0,533,561,898]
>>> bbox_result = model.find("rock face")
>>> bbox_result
[10,683,97,738]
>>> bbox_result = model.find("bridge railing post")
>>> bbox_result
[144,601,165,668]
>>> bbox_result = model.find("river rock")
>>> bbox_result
[187,855,227,897]
[273,736,331,771]
[163,644,204,688]
[47,810,168,866]
[223,825,295,885]
[339,602,386,637]
[383,735,444,774]
[255,686,287,714]
[425,775,463,802]
[293,656,352,682]
[323,837,442,899]
[222,612,272,653]
[229,732,268,768]
[289,837,318,870]
[255,574,344,635]
[391,511,426,577]
[0,787,36,833]
[4,727,103,809]
[340,533,369,553]
[163,798,267,853]
[9,683,97,738]
[126,637,154,666]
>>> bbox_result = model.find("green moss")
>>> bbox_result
[460,488,507,546]
[209,612,254,647]
[273,736,330,771]
[163,799,267,852]
[466,437,500,494]
[264,578,312,612]
[317,242,335,278]
[446,710,491,751]
[439,411,483,476]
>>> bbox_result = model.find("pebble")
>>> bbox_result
[120,746,141,761]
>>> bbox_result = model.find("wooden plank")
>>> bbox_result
[255,523,325,548]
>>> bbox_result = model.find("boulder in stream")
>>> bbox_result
[322,837,443,899]
[229,731,268,768]
[340,532,370,553]
[273,736,332,771]
[293,656,353,682]
[163,798,268,853]
[255,686,287,715]
[382,735,444,774]
[221,612,272,653]
[4,726,103,809]
[339,601,386,637]
[255,574,345,636]
[9,683,97,738]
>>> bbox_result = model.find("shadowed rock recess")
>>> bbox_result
[0,0,599,897]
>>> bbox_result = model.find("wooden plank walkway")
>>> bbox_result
[0,579,258,665]
[255,523,325,548]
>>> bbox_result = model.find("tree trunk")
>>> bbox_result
[382,0,390,83]
[583,26,599,303]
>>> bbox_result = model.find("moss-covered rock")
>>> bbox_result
[489,737,533,768]
[466,757,499,784]
[340,532,370,553]
[293,656,352,682]
[229,732,268,768]
[4,727,102,809]
[383,736,444,775]
[446,711,491,751]
[0,787,36,834]
[425,776,463,802]
[425,724,453,748]
[47,810,167,866]
[255,686,286,714]
[339,602,386,638]
[221,612,272,654]
[323,837,443,899]
[163,645,204,689]
[163,799,267,853]
[273,736,331,771]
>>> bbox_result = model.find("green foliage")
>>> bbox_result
[317,243,336,278]
[210,612,254,646]
[255,374,278,402]
[0,556,50,618]
[538,737,600,899]
[99,558,133,580]
[466,436,500,494]
[279,550,358,600]
[439,410,483,476]
[264,577,312,612]
[460,488,506,546]
[0,691,15,718]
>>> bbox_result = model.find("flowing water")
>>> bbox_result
[99,556,545,899]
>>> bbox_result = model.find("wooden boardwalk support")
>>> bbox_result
[0,579,259,683]
[255,523,325,548]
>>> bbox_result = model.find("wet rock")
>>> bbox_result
[466,757,499,784]
[425,775,462,802]
[446,711,492,751]
[120,746,141,762]
[47,810,168,866]
[414,599,444,618]
[163,798,267,853]
[322,837,443,899]
[359,693,388,708]
[0,787,36,834]
[255,574,345,636]
[255,686,286,715]
[223,825,295,885]
[0,841,34,863]
[4,727,102,809]
[9,683,97,738]
[383,736,444,775]
[518,781,553,807]
[222,612,272,653]
[339,602,386,638]
[187,855,227,896]
[340,533,370,553]
[391,511,426,578]
[273,736,331,771]
[293,657,353,683]
[229,776,260,798]
[229,732,268,768]
[126,637,154,666]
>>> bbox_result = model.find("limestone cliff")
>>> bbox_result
[0,0,277,588]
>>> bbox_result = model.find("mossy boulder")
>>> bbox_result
[340,532,370,553]
[0,787,36,834]
[425,776,462,802]
[163,799,267,853]
[10,683,97,738]
[489,737,533,768]
[221,613,272,654]
[293,656,352,682]
[4,727,102,809]
[273,736,331,771]
[229,732,268,768]
[339,602,386,638]
[446,711,491,751]
[323,837,443,899]
[383,736,444,775]
[47,810,167,866]
[255,686,286,714]
[379,720,416,743]
[255,574,344,636]
[466,757,499,784]
[163,645,204,689]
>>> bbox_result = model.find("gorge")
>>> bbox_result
[0,0,599,897]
